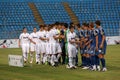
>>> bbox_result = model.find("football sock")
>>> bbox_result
[100,58,106,68]
[69,57,73,67]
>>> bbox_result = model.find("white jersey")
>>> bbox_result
[29,32,39,44]
[67,31,76,46]
[36,30,44,43]
[19,33,30,44]
[39,30,46,43]
[44,31,50,42]
[50,28,59,43]
[49,29,56,43]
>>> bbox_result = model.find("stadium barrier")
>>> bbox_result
[0,36,120,48]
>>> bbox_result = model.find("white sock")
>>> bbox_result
[53,55,58,62]
[57,54,61,60]
[73,57,76,66]
[50,55,54,65]
[43,54,47,63]
[36,54,40,62]
[69,57,73,67]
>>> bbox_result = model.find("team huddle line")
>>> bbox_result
[19,20,107,71]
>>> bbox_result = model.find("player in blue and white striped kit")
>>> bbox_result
[88,22,97,71]
[95,20,107,71]
[82,23,91,69]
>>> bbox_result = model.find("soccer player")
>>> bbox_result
[95,20,107,71]
[77,24,85,67]
[81,23,89,69]
[36,25,44,64]
[42,25,50,64]
[19,27,30,63]
[29,27,38,63]
[87,22,96,70]
[60,23,68,64]
[66,25,78,69]
[51,22,62,66]
[39,25,49,64]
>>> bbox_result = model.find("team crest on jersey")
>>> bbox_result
[94,29,98,36]
[100,29,104,35]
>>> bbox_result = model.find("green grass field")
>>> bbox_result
[0,45,120,80]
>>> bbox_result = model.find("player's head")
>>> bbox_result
[82,22,88,30]
[76,23,81,30]
[89,22,94,29]
[69,25,74,33]
[33,27,37,32]
[95,20,101,27]
[64,23,68,29]
[48,24,52,31]
[44,24,49,31]
[58,22,62,30]
[39,24,44,31]
[70,22,74,27]
[54,21,59,29]
[22,27,27,33]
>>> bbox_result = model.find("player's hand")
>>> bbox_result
[70,40,75,44]
[47,38,49,41]
[85,43,88,46]
[18,44,21,48]
[96,46,98,51]
[100,44,103,49]
[33,42,36,44]
[87,44,90,49]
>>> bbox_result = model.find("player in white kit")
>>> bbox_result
[38,25,49,64]
[36,25,44,64]
[50,23,62,66]
[67,26,78,69]
[19,27,30,63]
[29,27,38,63]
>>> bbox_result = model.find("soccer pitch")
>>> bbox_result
[0,45,120,80]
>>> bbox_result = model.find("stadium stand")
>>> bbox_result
[35,2,71,24]
[0,0,119,39]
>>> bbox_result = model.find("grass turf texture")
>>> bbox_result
[0,45,120,80]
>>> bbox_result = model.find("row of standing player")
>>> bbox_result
[19,20,107,71]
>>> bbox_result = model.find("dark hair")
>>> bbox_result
[44,24,47,27]
[95,20,101,26]
[64,23,68,28]
[86,23,89,27]
[55,22,60,25]
[23,27,26,30]
[33,27,36,29]
[89,22,94,28]
[70,22,74,26]
[82,22,87,26]
[77,23,81,28]
[39,24,44,28]
[69,25,74,29]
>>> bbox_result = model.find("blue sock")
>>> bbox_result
[93,55,96,65]
[75,55,78,65]
[89,57,92,66]
[81,56,86,66]
[95,55,100,66]
[86,57,91,67]
[100,58,106,68]
[91,56,95,65]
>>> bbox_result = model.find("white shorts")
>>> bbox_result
[68,44,77,58]
[50,43,56,55]
[46,42,51,55]
[56,42,62,53]
[21,44,29,53]
[40,42,46,53]
[30,43,36,52]
[36,43,41,54]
